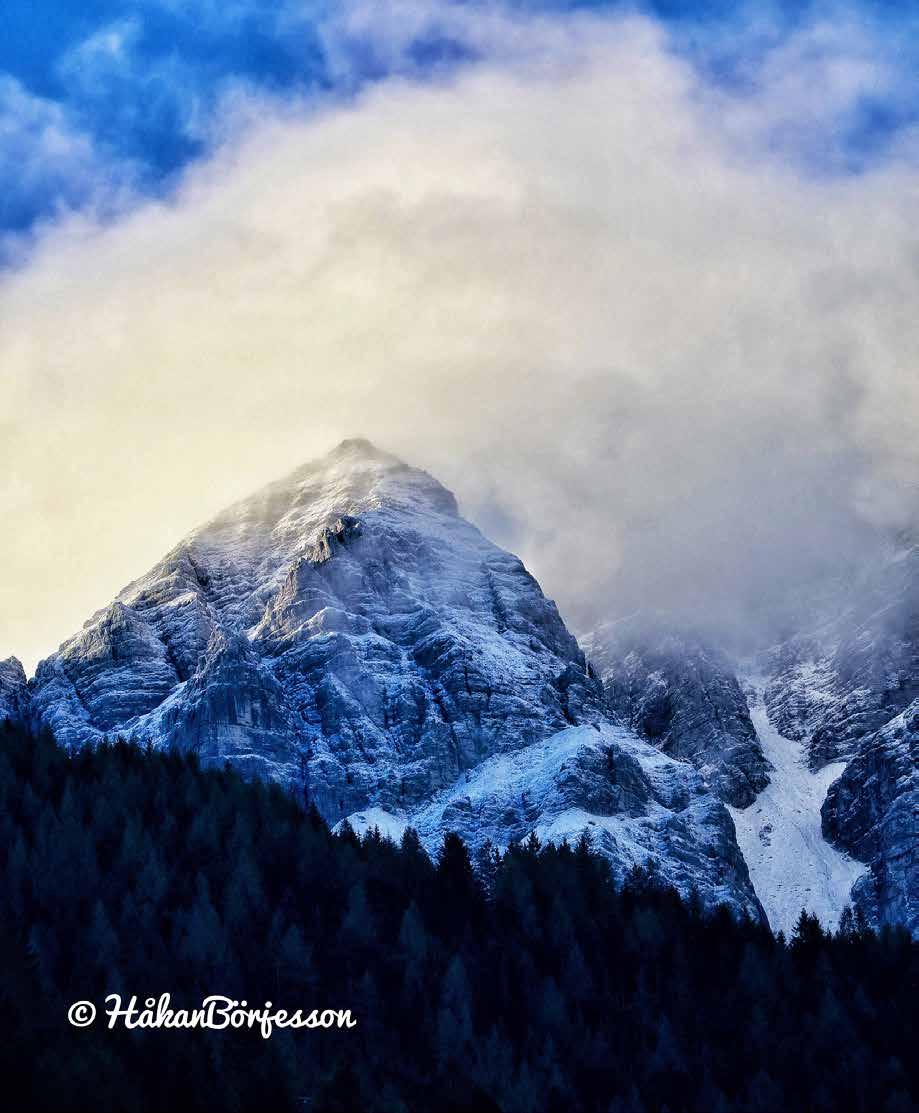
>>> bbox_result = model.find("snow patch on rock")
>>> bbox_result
[411,723,764,920]
[334,807,409,844]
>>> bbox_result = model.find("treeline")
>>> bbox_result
[0,719,916,1113]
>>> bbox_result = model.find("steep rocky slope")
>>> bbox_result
[759,540,918,934]
[583,619,770,808]
[583,550,918,937]
[32,440,599,804]
[25,439,763,919]
[822,699,918,934]
[0,657,28,722]
[763,540,919,771]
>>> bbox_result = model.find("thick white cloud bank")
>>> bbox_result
[2,5,918,671]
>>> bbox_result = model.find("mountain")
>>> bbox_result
[584,539,918,937]
[759,539,919,934]
[25,438,763,919]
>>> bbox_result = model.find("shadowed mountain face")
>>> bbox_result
[583,618,771,809]
[822,699,918,935]
[0,657,28,722]
[583,541,919,938]
[25,439,763,919]
[763,541,919,771]
[761,540,919,934]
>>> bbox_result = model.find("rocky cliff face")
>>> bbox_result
[759,540,919,935]
[763,541,919,771]
[822,700,918,933]
[583,620,771,808]
[25,439,763,920]
[410,723,757,911]
[0,657,28,722]
[582,540,918,938]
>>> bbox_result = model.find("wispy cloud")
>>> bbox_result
[56,17,215,167]
[0,76,137,258]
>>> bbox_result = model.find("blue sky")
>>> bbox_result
[1,0,917,242]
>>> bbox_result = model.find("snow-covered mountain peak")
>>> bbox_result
[23,441,765,919]
[188,438,458,556]
[32,437,598,776]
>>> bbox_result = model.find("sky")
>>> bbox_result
[1,0,918,672]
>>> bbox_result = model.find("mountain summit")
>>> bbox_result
[27,439,762,918]
[33,438,596,792]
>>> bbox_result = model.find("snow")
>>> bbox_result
[405,723,764,919]
[333,808,408,843]
[415,724,608,811]
[534,806,677,873]
[728,681,868,935]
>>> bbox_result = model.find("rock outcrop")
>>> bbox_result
[0,657,28,722]
[757,539,918,935]
[583,620,770,808]
[763,540,919,771]
[822,700,918,934]
[411,724,760,914]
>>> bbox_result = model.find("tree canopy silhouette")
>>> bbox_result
[1,719,916,1112]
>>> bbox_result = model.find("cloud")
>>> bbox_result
[0,77,136,250]
[696,9,919,172]
[1,3,918,671]
[56,17,211,157]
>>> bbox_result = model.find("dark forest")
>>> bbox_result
[1,720,916,1113]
